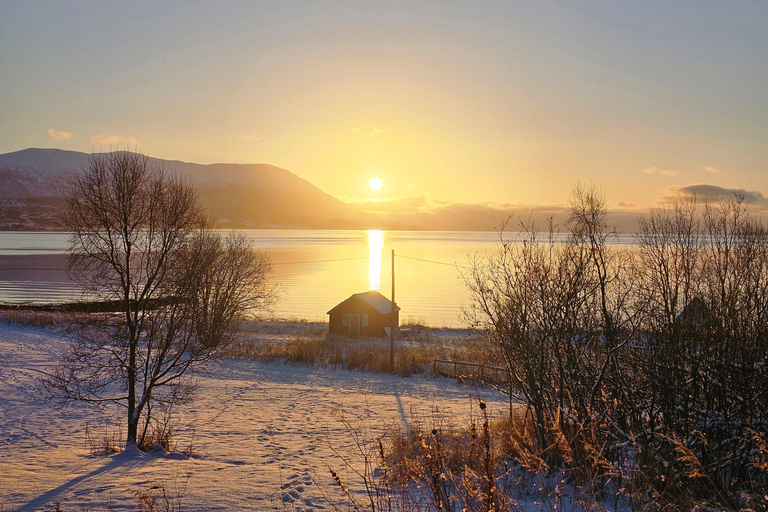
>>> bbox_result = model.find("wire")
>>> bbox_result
[270,253,471,271]
[395,254,472,270]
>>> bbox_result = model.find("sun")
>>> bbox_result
[369,177,383,191]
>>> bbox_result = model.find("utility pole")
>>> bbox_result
[390,249,395,371]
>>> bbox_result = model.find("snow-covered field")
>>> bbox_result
[0,322,507,511]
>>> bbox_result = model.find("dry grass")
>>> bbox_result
[130,473,190,512]
[0,309,72,329]
[329,399,574,512]
[227,322,499,378]
[359,402,768,512]
[84,422,123,455]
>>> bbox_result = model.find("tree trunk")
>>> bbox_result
[127,334,138,447]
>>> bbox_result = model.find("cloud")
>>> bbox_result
[352,128,386,137]
[376,200,579,232]
[663,184,768,208]
[702,165,721,174]
[355,195,649,232]
[642,166,681,177]
[90,133,139,146]
[47,129,75,141]
[239,135,261,141]
[353,194,432,214]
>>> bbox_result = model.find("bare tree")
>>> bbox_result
[467,185,768,503]
[633,194,768,496]
[567,184,642,432]
[43,151,274,450]
[465,184,640,466]
[464,218,571,449]
[464,212,608,453]
[634,196,704,435]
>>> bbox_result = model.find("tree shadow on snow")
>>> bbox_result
[18,447,154,511]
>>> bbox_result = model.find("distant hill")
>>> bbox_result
[0,148,411,230]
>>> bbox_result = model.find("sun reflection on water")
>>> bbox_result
[368,229,384,290]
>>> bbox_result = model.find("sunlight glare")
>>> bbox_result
[368,229,384,290]
[369,177,383,191]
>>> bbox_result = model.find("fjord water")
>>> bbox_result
[247,230,502,327]
[0,230,637,327]
[0,232,75,304]
[0,230,503,327]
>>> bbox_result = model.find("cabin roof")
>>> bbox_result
[327,290,400,315]
[675,296,709,325]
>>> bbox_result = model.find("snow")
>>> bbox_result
[0,322,508,511]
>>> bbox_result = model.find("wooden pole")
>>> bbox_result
[390,249,395,371]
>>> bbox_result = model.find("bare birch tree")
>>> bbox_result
[43,151,274,450]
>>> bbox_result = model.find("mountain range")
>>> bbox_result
[0,148,658,232]
[0,148,415,230]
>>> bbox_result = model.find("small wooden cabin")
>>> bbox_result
[675,297,709,326]
[327,290,400,337]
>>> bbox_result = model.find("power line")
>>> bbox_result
[395,254,472,270]
[269,253,471,271]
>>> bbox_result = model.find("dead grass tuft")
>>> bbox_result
[84,422,123,455]
[130,473,190,512]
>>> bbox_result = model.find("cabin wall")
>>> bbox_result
[328,297,398,337]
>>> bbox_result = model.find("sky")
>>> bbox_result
[1,0,767,213]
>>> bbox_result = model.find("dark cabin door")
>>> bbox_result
[349,314,361,337]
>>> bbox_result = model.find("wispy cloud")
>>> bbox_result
[702,165,721,174]
[663,184,768,208]
[239,135,261,141]
[90,133,138,146]
[47,129,75,141]
[642,166,681,177]
[356,196,649,232]
[361,198,541,231]
[352,194,432,213]
[352,128,386,137]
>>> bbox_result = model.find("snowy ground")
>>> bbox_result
[0,322,508,511]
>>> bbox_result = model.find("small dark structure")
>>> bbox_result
[675,297,710,326]
[327,290,400,337]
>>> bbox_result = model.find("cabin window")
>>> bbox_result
[342,313,349,326]
[362,314,369,326]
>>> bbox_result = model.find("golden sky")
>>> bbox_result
[1,1,766,211]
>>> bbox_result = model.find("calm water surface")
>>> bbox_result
[0,230,503,327]
[0,230,637,327]
[248,230,504,327]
